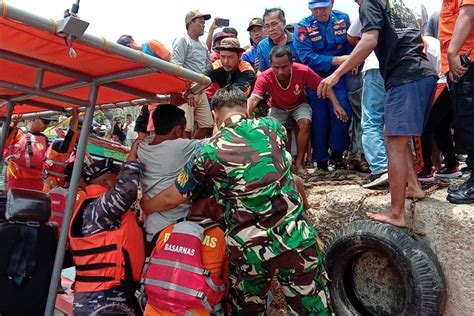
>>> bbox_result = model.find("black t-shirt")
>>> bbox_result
[360,0,437,89]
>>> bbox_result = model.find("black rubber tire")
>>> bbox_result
[325,220,446,316]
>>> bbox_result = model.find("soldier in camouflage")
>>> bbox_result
[141,86,330,314]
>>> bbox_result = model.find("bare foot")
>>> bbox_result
[366,210,407,227]
[406,187,425,200]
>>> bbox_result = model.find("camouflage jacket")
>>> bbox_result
[82,160,143,236]
[176,115,317,264]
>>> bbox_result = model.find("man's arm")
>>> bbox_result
[171,37,187,66]
[53,109,79,154]
[142,143,208,214]
[246,73,267,116]
[448,5,474,79]
[206,18,219,51]
[247,95,262,117]
[83,160,143,235]
[141,185,186,214]
[318,30,379,98]
[327,89,349,122]
[257,43,269,72]
[233,68,256,96]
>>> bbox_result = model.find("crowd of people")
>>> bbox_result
[2,0,474,314]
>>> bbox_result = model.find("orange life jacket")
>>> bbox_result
[4,131,47,182]
[43,132,79,192]
[48,186,68,230]
[68,184,145,293]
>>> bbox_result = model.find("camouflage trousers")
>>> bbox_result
[229,244,330,315]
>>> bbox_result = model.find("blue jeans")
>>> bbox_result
[361,69,388,175]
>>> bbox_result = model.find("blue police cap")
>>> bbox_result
[308,0,332,9]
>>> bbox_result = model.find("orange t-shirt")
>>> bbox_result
[147,40,171,62]
[440,0,474,74]
[143,224,228,316]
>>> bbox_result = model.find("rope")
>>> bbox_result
[102,37,109,53]
[176,65,184,79]
[2,0,7,18]
[304,180,361,188]
[50,18,57,34]
[407,182,450,236]
[348,190,390,223]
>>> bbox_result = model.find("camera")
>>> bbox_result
[216,18,230,27]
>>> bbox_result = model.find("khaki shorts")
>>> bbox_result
[179,92,214,133]
[269,103,312,126]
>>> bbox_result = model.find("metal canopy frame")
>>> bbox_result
[0,3,212,315]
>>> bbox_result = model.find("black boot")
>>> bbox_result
[317,161,329,171]
[332,151,345,170]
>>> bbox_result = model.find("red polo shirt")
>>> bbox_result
[252,63,321,110]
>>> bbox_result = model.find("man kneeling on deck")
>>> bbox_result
[69,139,145,315]
[142,184,229,315]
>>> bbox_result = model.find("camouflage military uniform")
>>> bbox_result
[176,115,329,314]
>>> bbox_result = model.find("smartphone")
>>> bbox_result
[216,18,230,27]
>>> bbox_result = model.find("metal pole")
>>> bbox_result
[10,97,168,121]
[0,101,14,166]
[0,81,89,107]
[44,85,99,316]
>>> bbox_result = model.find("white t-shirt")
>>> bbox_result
[125,121,137,140]
[347,16,379,72]
[423,36,441,76]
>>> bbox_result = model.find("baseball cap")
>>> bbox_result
[247,17,264,31]
[212,32,232,45]
[37,114,58,124]
[214,38,246,53]
[81,158,120,183]
[117,34,134,46]
[185,10,211,25]
[308,0,332,9]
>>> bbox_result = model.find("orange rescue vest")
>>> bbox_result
[43,131,79,191]
[4,131,47,182]
[68,184,145,292]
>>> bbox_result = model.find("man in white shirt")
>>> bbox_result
[123,114,137,147]
[172,10,214,139]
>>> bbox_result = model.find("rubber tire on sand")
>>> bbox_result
[325,220,446,316]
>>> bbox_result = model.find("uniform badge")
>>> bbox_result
[298,28,307,42]
[337,43,344,50]
[311,36,322,42]
[177,171,189,188]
